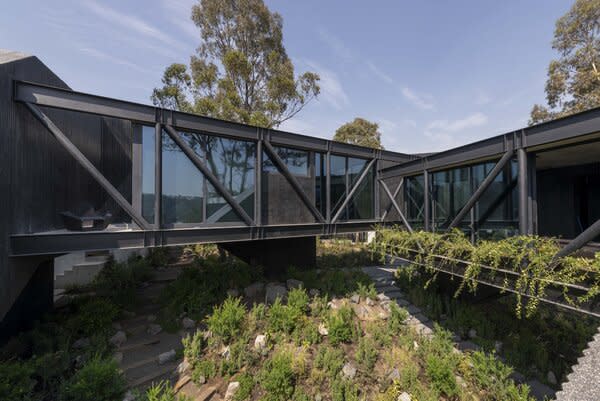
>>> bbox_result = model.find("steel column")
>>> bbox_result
[154,122,162,228]
[163,124,253,226]
[448,150,514,229]
[262,139,325,223]
[325,149,331,223]
[424,170,430,231]
[24,102,151,230]
[555,218,600,259]
[255,130,263,226]
[517,147,528,235]
[331,159,376,223]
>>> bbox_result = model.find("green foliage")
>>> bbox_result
[287,288,310,312]
[182,330,206,365]
[356,282,377,300]
[316,239,375,269]
[144,380,189,401]
[207,297,246,344]
[388,302,408,333]
[259,350,296,401]
[66,297,120,338]
[234,372,255,401]
[425,354,459,398]
[529,0,600,124]
[58,356,125,401]
[292,318,320,346]
[355,337,377,371]
[334,117,383,149]
[331,378,360,401]
[219,338,254,376]
[192,359,217,383]
[313,345,345,380]
[152,0,320,128]
[93,256,153,306]
[327,305,355,345]
[469,351,534,401]
[147,247,169,268]
[0,360,35,401]
[268,288,310,335]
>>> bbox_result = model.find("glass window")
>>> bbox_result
[348,164,374,220]
[315,153,327,217]
[263,146,309,176]
[205,137,256,223]
[405,175,425,229]
[161,131,203,225]
[141,126,155,224]
[330,155,347,219]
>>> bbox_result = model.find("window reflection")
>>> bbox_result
[141,126,155,224]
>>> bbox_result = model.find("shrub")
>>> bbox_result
[259,351,296,401]
[192,359,217,383]
[93,256,153,306]
[287,288,310,312]
[469,351,534,401]
[234,372,254,401]
[355,337,378,371]
[313,345,345,380]
[248,303,267,332]
[58,356,125,401]
[207,297,246,344]
[67,297,120,338]
[331,378,359,401]
[388,302,408,333]
[145,380,188,401]
[0,360,35,401]
[182,330,205,365]
[356,282,377,300]
[268,298,298,334]
[219,339,254,376]
[327,305,355,345]
[147,247,169,267]
[425,354,459,398]
[292,318,320,346]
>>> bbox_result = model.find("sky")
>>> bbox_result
[0,0,572,154]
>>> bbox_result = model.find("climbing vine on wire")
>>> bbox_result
[372,226,600,318]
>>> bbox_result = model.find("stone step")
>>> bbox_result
[126,361,178,389]
[122,355,158,372]
[118,338,161,352]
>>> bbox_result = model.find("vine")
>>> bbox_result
[372,226,600,318]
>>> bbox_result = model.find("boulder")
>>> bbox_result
[109,331,127,347]
[494,341,503,354]
[226,288,239,298]
[147,314,157,322]
[350,294,360,304]
[147,324,163,336]
[182,317,195,329]
[397,392,411,401]
[265,283,287,304]
[244,282,265,298]
[177,358,190,375]
[113,352,123,364]
[309,288,320,297]
[73,337,90,349]
[254,334,267,351]
[468,328,477,339]
[286,279,304,290]
[342,362,357,379]
[318,323,328,336]
[387,368,400,382]
[366,298,376,306]
[224,382,240,401]
[157,349,176,365]
[547,371,557,385]
[123,390,136,401]
[221,345,231,360]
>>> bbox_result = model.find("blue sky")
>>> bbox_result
[1,1,571,153]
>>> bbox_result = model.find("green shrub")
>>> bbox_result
[248,303,267,333]
[331,378,359,401]
[292,318,320,346]
[291,388,311,401]
[233,372,254,401]
[268,298,297,334]
[425,354,459,398]
[0,360,35,401]
[327,305,355,345]
[355,337,378,371]
[388,302,408,333]
[207,297,246,344]
[259,351,296,401]
[356,282,377,300]
[182,330,205,365]
[59,356,125,401]
[313,345,345,380]
[67,297,120,338]
[94,256,153,306]
[145,380,188,401]
[219,339,254,376]
[469,351,534,401]
[192,359,217,383]
[147,247,169,267]
[287,288,310,312]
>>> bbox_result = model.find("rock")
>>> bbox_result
[112,322,122,331]
[109,331,127,347]
[254,334,267,351]
[468,328,477,339]
[547,371,557,385]
[174,374,191,392]
[314,394,322,401]
[397,392,411,401]
[378,311,389,320]
[113,352,123,364]
[196,375,206,384]
[123,389,136,401]
[147,324,163,336]
[73,337,90,349]
[226,288,239,298]
[413,340,419,350]
[224,381,240,400]
[221,345,231,359]
[387,368,400,382]
[177,358,190,375]
[74,354,86,368]
[366,298,376,306]
[244,282,264,298]
[456,375,467,388]
[182,317,195,329]
[203,330,213,341]
[354,305,370,320]
[157,349,176,365]
[286,279,303,290]
[350,294,360,304]
[147,314,157,322]
[309,289,320,297]
[265,282,287,304]
[318,323,328,336]
[377,293,390,302]
[342,362,357,379]
[494,341,503,354]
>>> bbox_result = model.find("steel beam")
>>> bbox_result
[555,218,600,259]
[448,150,514,229]
[154,122,162,228]
[262,139,326,223]
[163,124,253,226]
[24,102,151,230]
[517,147,528,235]
[381,178,404,220]
[424,170,430,231]
[380,180,413,233]
[331,159,376,223]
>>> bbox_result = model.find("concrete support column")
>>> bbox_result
[220,236,316,279]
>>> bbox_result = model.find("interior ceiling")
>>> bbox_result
[536,140,600,170]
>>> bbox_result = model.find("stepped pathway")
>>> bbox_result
[555,327,600,401]
[361,265,556,401]
[112,267,192,392]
